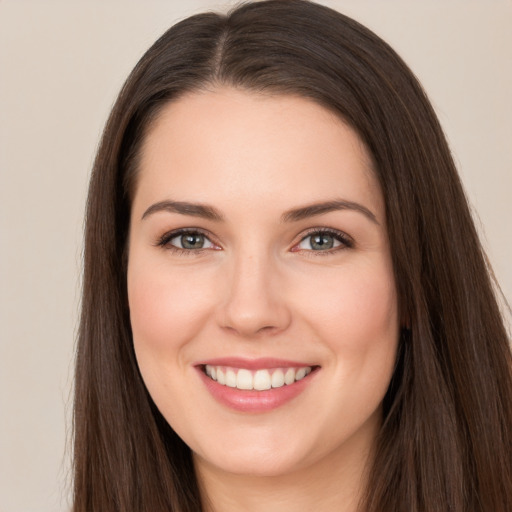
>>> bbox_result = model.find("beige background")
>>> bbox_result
[0,1,510,511]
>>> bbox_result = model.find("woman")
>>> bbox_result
[74,1,512,510]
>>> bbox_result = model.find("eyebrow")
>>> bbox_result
[141,198,378,225]
[281,199,379,224]
[141,200,224,221]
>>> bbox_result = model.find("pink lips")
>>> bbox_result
[195,357,318,413]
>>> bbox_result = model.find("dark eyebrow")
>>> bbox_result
[281,199,379,225]
[141,200,224,221]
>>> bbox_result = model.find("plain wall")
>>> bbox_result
[0,1,510,511]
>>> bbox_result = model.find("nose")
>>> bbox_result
[217,251,292,338]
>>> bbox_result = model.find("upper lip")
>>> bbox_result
[194,357,317,370]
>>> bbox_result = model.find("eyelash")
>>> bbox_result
[155,227,354,256]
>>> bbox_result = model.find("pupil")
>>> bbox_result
[182,234,204,249]
[311,234,333,250]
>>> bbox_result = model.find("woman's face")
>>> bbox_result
[127,88,399,479]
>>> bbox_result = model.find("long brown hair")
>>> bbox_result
[74,1,512,510]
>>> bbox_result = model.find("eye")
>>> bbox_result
[293,229,352,252]
[171,232,213,250]
[157,229,217,252]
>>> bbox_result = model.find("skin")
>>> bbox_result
[127,87,399,512]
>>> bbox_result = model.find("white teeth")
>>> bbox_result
[237,369,253,390]
[271,369,285,388]
[295,368,307,380]
[284,368,295,385]
[225,369,237,388]
[204,365,313,391]
[253,370,272,390]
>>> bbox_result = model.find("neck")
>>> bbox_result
[194,430,375,512]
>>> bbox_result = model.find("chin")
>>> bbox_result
[191,429,321,479]
[196,450,307,478]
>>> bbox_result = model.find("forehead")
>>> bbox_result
[134,87,383,220]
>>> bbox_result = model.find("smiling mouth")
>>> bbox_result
[202,365,318,391]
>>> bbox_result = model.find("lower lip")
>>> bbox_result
[196,367,318,413]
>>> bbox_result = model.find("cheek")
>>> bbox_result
[305,261,399,430]
[127,258,212,359]
[298,259,398,362]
